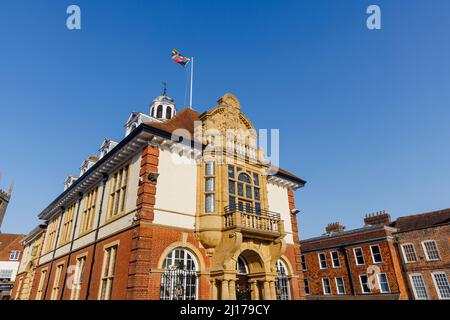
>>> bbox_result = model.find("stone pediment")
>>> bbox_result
[200,93,255,135]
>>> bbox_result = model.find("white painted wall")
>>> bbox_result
[267,181,294,244]
[153,148,197,229]
[0,261,20,281]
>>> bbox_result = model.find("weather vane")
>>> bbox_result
[162,81,167,96]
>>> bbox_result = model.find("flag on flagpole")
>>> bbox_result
[171,49,190,67]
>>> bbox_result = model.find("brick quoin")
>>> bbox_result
[127,145,159,299]
[287,189,306,300]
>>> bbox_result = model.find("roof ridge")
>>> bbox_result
[397,208,450,220]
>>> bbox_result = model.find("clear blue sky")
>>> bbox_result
[1,1,450,238]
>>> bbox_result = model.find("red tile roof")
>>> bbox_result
[392,208,450,233]
[0,234,25,256]
[144,108,201,139]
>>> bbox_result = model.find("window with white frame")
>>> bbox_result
[359,274,371,294]
[304,278,310,295]
[275,259,290,300]
[410,274,428,300]
[335,277,345,294]
[432,272,450,299]
[301,254,307,271]
[331,251,341,268]
[370,245,383,263]
[353,247,365,265]
[70,255,87,300]
[50,264,64,300]
[318,252,327,269]
[9,250,20,261]
[99,245,118,300]
[401,243,418,263]
[321,278,332,295]
[377,273,390,293]
[204,162,215,213]
[0,269,13,279]
[422,240,441,261]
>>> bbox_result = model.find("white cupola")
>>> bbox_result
[124,82,177,137]
[149,82,177,121]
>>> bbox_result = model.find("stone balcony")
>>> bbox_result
[223,205,285,240]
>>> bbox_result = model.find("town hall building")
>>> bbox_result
[12,91,307,300]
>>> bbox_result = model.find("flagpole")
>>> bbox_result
[189,56,194,109]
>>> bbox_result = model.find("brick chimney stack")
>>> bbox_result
[325,222,346,234]
[364,210,392,226]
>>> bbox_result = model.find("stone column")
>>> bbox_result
[270,281,276,300]
[210,280,217,300]
[250,280,258,300]
[221,280,229,300]
[228,279,236,300]
[263,281,271,300]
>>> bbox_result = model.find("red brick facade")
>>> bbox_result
[301,225,409,300]
[0,234,25,299]
[301,209,450,300]
[395,223,450,300]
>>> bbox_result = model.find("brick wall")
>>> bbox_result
[396,224,450,300]
[287,189,306,300]
[302,228,408,299]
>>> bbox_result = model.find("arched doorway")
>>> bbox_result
[234,250,265,300]
[236,257,251,300]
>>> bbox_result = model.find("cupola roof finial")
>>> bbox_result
[162,81,167,96]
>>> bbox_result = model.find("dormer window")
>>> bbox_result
[80,157,98,176]
[64,175,78,191]
[99,139,118,159]
[124,112,153,136]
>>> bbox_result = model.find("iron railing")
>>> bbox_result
[160,267,197,300]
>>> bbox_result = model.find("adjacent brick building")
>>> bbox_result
[302,209,450,300]
[301,212,409,300]
[0,233,25,299]
[393,209,450,300]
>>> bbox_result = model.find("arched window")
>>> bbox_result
[228,168,261,215]
[160,248,198,300]
[156,105,163,118]
[166,106,172,119]
[275,259,290,300]
[236,257,249,275]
